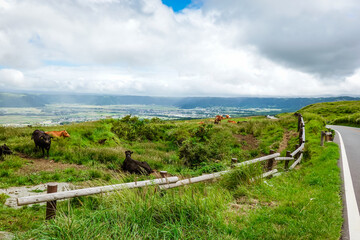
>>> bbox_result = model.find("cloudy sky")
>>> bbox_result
[0,0,360,97]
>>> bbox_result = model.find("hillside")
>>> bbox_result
[0,110,342,239]
[299,100,360,126]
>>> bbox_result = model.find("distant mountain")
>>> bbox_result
[173,97,360,111]
[0,93,45,107]
[0,92,359,112]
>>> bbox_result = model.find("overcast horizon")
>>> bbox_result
[1,0,360,97]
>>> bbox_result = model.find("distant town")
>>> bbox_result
[0,104,282,126]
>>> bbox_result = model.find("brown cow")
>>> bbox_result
[225,115,230,119]
[45,130,70,138]
[228,120,236,124]
[198,121,205,124]
[214,115,222,124]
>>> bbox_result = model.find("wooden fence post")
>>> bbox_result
[325,132,333,142]
[285,151,291,171]
[45,183,58,220]
[160,171,168,184]
[299,125,303,145]
[160,171,167,178]
[320,131,325,146]
[231,158,238,168]
[266,150,275,171]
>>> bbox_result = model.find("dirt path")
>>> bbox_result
[16,153,87,175]
[278,130,298,153]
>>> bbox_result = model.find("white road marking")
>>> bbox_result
[335,130,360,239]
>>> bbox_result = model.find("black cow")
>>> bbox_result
[121,150,152,175]
[0,144,12,159]
[1,144,12,154]
[31,130,52,158]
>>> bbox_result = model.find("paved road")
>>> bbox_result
[327,125,360,240]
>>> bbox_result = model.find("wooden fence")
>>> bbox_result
[16,114,305,220]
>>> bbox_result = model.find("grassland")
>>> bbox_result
[300,100,360,127]
[0,110,343,239]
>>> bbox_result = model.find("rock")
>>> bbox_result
[0,231,14,240]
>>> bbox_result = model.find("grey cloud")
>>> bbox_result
[203,0,360,78]
[0,0,360,97]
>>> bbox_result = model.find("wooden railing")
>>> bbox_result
[16,114,305,219]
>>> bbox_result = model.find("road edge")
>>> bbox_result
[333,129,360,239]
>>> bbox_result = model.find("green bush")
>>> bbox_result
[111,115,171,141]
[179,126,234,167]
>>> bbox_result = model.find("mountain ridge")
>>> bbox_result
[1,92,359,112]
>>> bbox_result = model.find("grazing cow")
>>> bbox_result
[31,130,52,158]
[228,120,237,123]
[198,121,205,124]
[1,144,13,155]
[122,150,152,175]
[45,130,70,138]
[226,115,230,119]
[214,115,223,124]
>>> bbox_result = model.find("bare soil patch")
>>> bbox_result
[278,130,298,153]
[16,154,87,175]
[233,134,259,150]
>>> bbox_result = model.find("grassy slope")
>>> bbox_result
[0,116,295,188]
[300,100,360,127]
[0,111,343,239]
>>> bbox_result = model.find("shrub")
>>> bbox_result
[111,115,170,141]
[179,127,235,167]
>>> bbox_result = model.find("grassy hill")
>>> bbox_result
[0,109,343,239]
[300,100,360,126]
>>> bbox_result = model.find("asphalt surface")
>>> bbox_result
[327,125,360,240]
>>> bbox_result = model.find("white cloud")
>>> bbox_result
[0,69,26,88]
[0,0,359,97]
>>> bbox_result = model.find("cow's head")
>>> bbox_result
[41,134,52,144]
[62,130,71,137]
[125,150,134,157]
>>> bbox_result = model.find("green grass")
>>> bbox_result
[0,115,297,183]
[300,100,360,127]
[0,112,343,239]
[19,138,342,239]
[0,198,43,233]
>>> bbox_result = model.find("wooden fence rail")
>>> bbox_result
[17,177,179,206]
[233,153,280,167]
[159,170,229,190]
[290,143,305,158]
[275,157,295,161]
[289,153,303,170]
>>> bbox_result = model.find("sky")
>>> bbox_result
[0,0,360,97]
